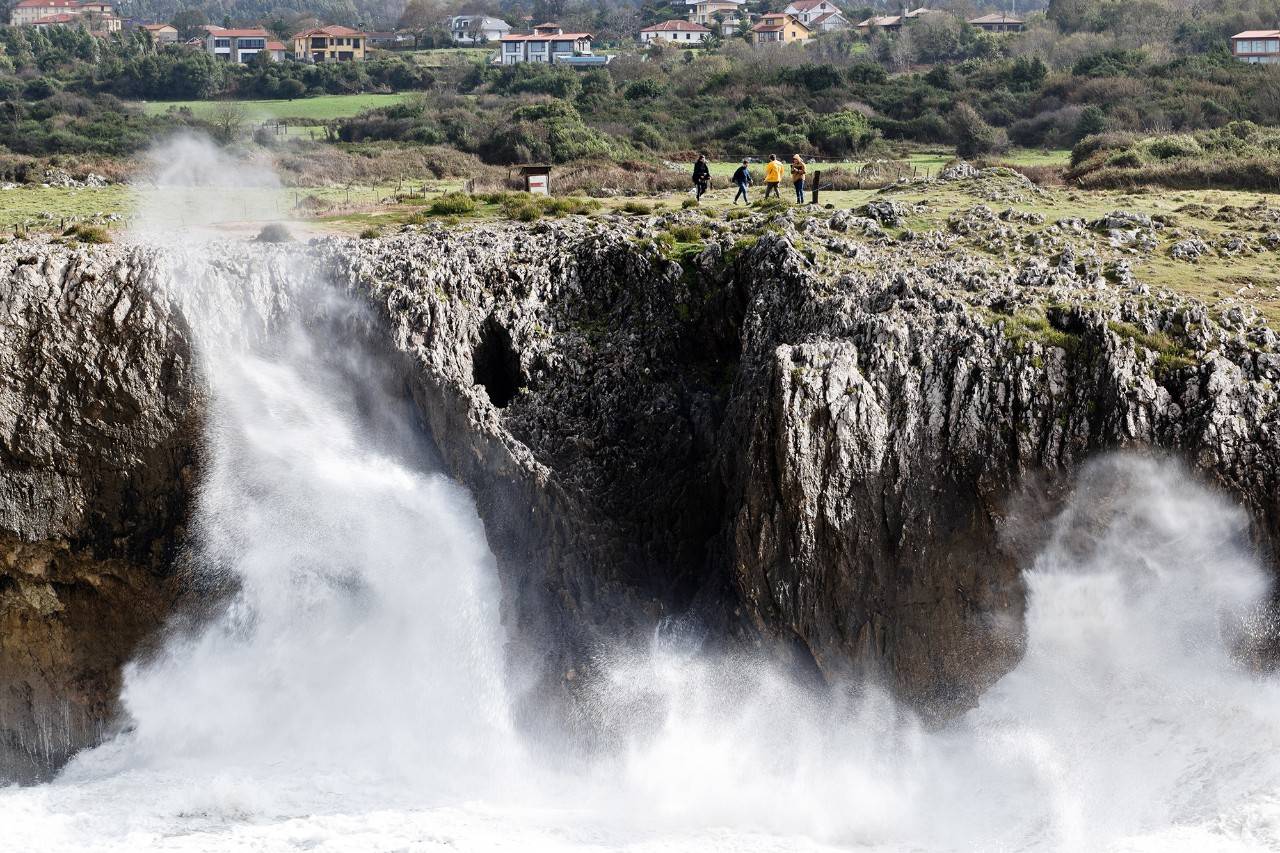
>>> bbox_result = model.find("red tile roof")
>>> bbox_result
[15,0,83,8]
[266,40,285,50]
[211,28,270,37]
[499,31,591,41]
[294,24,365,37]
[641,19,710,32]
[788,0,826,10]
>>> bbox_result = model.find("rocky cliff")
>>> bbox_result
[0,248,199,780]
[4,191,1279,777]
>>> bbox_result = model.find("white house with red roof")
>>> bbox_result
[11,0,119,31]
[1231,30,1280,63]
[204,26,278,63]
[140,22,178,43]
[783,0,848,31]
[498,23,594,65]
[639,20,710,44]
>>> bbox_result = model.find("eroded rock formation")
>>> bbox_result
[3,203,1279,777]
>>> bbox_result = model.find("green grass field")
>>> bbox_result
[706,149,1068,178]
[406,47,493,67]
[135,93,418,122]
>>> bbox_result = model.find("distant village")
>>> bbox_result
[6,0,1277,68]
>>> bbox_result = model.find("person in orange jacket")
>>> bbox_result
[763,154,782,199]
[791,154,807,204]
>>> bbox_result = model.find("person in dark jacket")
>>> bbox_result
[731,158,752,204]
[692,153,711,200]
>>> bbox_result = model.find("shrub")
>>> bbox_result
[68,224,110,244]
[624,78,665,100]
[428,191,476,215]
[950,103,1006,159]
[681,197,699,209]
[359,227,381,239]
[255,223,294,243]
[621,201,653,215]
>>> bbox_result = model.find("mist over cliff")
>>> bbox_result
[3,180,1280,848]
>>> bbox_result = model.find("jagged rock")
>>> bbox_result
[1094,210,1156,231]
[859,201,908,227]
[5,220,1280,778]
[1171,238,1212,261]
[0,246,200,780]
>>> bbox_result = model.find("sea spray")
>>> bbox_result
[5,137,1280,852]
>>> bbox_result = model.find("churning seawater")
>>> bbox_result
[4,138,1280,852]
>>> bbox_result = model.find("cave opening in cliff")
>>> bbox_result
[473,315,521,409]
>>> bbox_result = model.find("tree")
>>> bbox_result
[950,102,1006,159]
[399,0,451,48]
[170,6,208,40]
[1075,105,1106,140]
[209,101,247,144]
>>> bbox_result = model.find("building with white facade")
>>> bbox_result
[448,14,511,44]
[685,0,745,36]
[204,26,278,63]
[783,0,848,31]
[497,23,593,64]
[639,20,710,44]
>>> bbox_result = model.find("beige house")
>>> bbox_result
[141,22,178,43]
[967,13,1025,32]
[292,25,368,62]
[749,12,810,45]
[10,0,119,31]
[686,0,745,36]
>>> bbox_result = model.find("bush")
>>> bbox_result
[681,197,699,209]
[624,78,665,100]
[621,200,653,215]
[428,191,476,215]
[67,224,110,244]
[950,103,1006,159]
[255,223,294,243]
[359,227,381,239]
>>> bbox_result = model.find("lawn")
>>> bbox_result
[135,93,418,123]
[705,149,1069,179]
[407,47,493,67]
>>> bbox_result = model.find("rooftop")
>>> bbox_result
[641,19,710,32]
[968,13,1025,24]
[1233,29,1280,38]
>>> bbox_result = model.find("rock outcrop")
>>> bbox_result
[4,207,1280,776]
[0,247,199,780]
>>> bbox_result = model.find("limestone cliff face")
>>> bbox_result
[0,247,198,780]
[3,209,1278,777]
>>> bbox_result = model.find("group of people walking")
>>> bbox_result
[692,154,809,205]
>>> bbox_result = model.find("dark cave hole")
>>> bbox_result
[473,315,522,409]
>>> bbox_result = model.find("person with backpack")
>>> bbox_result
[791,154,807,204]
[731,158,752,204]
[692,154,711,200]
[763,155,782,199]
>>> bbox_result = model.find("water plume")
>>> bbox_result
[4,140,1280,852]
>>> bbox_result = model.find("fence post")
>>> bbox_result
[811,170,821,206]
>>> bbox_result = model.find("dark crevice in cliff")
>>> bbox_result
[473,315,522,409]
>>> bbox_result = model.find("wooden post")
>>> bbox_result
[811,170,821,206]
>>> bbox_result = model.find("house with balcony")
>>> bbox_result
[447,14,511,44]
[686,0,745,36]
[784,0,848,31]
[292,26,368,62]
[205,27,277,63]
[1231,30,1280,63]
[968,13,1024,32]
[749,12,810,45]
[11,0,119,32]
[497,23,594,65]
[639,20,710,44]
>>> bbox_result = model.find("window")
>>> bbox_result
[1269,39,1279,52]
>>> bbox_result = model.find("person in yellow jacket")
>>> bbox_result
[763,155,782,199]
